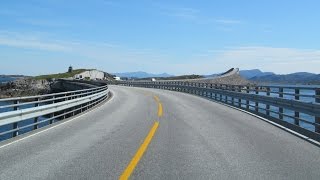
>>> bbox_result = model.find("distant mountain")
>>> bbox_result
[239,69,275,79]
[205,69,273,79]
[205,68,239,78]
[113,71,173,78]
[250,72,320,84]
[204,73,219,78]
[0,74,26,78]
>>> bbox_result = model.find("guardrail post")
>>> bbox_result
[34,98,40,130]
[279,88,284,120]
[201,83,204,96]
[52,95,55,104]
[195,83,198,95]
[220,84,223,101]
[231,85,235,105]
[294,89,300,126]
[72,93,76,116]
[224,85,228,103]
[266,87,271,116]
[50,113,54,124]
[185,82,188,93]
[246,86,250,109]
[204,83,209,97]
[315,88,320,133]
[181,82,184,92]
[255,87,259,112]
[238,86,242,107]
[13,100,19,137]
[210,84,213,99]
[202,83,205,96]
[214,84,218,100]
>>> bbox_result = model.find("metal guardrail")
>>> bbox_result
[0,85,109,140]
[117,81,320,142]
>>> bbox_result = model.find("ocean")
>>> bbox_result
[0,77,15,84]
[0,101,51,141]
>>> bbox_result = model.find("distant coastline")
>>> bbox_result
[0,75,27,84]
[0,77,16,84]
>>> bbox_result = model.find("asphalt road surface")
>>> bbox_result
[0,85,319,180]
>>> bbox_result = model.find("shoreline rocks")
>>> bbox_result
[0,78,52,98]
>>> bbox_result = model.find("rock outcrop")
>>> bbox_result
[0,78,52,98]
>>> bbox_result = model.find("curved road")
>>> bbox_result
[0,85,319,179]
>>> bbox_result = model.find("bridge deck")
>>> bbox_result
[0,85,319,179]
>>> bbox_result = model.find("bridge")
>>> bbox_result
[0,80,320,179]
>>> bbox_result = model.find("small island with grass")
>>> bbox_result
[0,66,115,98]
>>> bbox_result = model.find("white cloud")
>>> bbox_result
[218,46,320,65]
[176,46,320,74]
[215,19,242,25]
[0,32,70,52]
[0,31,172,74]
[159,6,198,21]
[1,31,319,75]
[155,3,242,26]
[19,18,69,27]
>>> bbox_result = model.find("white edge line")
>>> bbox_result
[0,91,114,150]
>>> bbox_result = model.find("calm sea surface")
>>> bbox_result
[0,101,51,141]
[0,77,15,84]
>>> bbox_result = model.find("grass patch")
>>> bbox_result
[33,69,91,80]
[139,74,204,81]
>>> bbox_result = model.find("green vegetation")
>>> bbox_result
[139,74,204,81]
[33,69,90,80]
[163,74,204,80]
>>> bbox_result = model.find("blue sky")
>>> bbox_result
[0,0,320,75]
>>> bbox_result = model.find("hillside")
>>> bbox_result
[239,69,274,79]
[113,71,173,78]
[205,69,274,79]
[33,69,89,80]
[140,74,204,80]
[250,72,320,84]
[200,74,251,85]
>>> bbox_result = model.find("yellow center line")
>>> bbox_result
[119,121,160,180]
[153,95,163,118]
[157,102,163,117]
[153,95,160,103]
